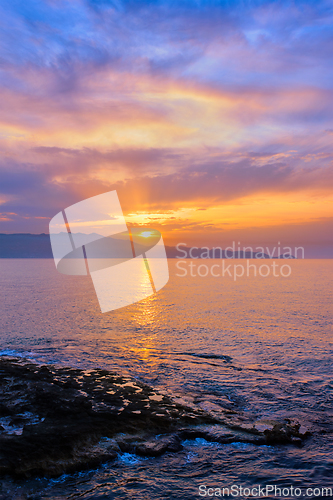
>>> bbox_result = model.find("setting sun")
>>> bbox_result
[140,231,154,238]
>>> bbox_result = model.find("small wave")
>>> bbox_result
[183,437,223,448]
[0,349,35,359]
[117,452,144,465]
[177,352,232,363]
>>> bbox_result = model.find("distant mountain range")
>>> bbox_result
[0,234,53,258]
[0,234,296,259]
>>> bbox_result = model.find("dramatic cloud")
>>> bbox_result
[0,0,332,255]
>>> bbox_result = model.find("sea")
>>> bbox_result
[0,259,332,499]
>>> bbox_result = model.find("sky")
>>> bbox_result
[0,0,332,257]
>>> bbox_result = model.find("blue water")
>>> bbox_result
[0,259,332,499]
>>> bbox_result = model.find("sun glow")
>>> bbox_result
[140,231,154,238]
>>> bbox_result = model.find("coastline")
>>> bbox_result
[0,356,310,478]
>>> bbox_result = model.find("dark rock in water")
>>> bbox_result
[0,357,311,478]
[263,420,311,446]
[122,434,183,457]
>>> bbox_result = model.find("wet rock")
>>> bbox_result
[178,427,265,445]
[0,357,215,477]
[135,435,183,457]
[0,357,311,478]
[263,419,311,446]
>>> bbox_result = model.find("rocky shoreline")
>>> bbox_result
[0,356,310,478]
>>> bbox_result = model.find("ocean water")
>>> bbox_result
[0,259,332,499]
